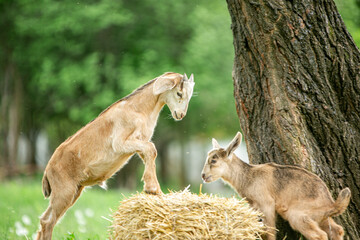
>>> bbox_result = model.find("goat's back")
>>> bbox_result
[266,163,335,208]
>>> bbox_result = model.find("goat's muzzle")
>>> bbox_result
[202,173,211,183]
[174,111,184,121]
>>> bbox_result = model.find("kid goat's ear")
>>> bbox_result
[153,74,178,95]
[212,138,221,149]
[225,132,242,156]
[188,73,194,82]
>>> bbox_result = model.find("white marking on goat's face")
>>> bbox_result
[201,149,229,183]
[165,80,194,121]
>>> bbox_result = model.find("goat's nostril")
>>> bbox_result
[180,113,184,118]
[202,173,205,180]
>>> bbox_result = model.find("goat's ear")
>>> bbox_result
[153,75,178,95]
[189,73,194,82]
[184,73,194,83]
[225,132,242,156]
[212,138,221,149]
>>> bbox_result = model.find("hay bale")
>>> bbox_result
[109,189,267,239]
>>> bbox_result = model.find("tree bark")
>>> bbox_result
[226,0,360,239]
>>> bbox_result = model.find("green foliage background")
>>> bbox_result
[1,0,237,149]
[1,0,358,148]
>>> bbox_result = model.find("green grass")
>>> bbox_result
[0,177,132,240]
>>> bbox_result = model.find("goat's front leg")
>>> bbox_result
[138,142,162,195]
[113,138,162,194]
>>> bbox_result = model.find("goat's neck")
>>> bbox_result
[222,154,252,194]
[129,82,165,122]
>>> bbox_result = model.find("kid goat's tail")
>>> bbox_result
[326,188,351,217]
[42,172,52,198]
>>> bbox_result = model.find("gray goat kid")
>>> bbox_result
[201,132,350,240]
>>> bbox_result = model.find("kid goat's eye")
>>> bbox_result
[177,92,183,98]
[211,159,217,164]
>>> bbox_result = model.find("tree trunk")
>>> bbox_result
[226,0,360,239]
[0,60,22,177]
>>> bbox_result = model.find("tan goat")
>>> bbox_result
[36,72,195,240]
[201,132,351,240]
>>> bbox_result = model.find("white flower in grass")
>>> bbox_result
[15,221,28,236]
[85,208,94,218]
[22,215,32,225]
[74,210,86,225]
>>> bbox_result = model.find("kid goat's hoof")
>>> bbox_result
[144,186,163,195]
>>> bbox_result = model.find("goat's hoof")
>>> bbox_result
[144,187,163,195]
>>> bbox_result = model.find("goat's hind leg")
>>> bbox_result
[36,205,53,240]
[36,184,81,240]
[320,217,344,240]
[287,211,328,240]
[71,185,85,206]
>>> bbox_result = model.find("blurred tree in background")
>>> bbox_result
[0,0,359,190]
[0,0,237,187]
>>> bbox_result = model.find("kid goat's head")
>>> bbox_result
[153,72,195,121]
[201,132,242,183]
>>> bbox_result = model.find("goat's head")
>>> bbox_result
[201,132,242,183]
[153,72,195,121]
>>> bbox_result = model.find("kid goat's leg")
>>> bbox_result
[37,183,80,240]
[36,205,52,240]
[114,139,161,194]
[319,217,344,240]
[138,142,162,194]
[287,211,328,240]
[140,148,162,194]
[259,201,276,240]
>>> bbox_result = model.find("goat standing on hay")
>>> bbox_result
[201,132,351,240]
[36,72,195,240]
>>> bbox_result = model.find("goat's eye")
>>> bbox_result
[211,159,217,164]
[177,92,183,98]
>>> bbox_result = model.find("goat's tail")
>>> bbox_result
[42,172,52,198]
[326,188,351,217]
